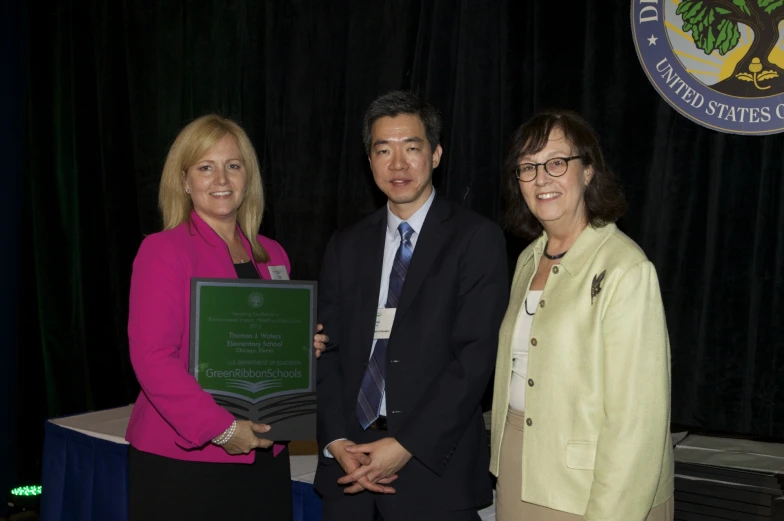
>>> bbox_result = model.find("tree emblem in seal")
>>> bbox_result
[632,0,784,135]
[676,0,784,96]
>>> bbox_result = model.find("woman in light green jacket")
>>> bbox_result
[490,110,674,521]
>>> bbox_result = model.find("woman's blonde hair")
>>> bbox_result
[158,114,269,263]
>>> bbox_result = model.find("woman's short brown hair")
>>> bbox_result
[502,109,627,239]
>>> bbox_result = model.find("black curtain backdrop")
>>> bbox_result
[2,0,26,507]
[16,0,784,484]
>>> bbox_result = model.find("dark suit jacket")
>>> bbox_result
[314,197,508,511]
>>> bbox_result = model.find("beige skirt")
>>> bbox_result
[496,407,674,521]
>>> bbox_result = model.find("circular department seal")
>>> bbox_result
[247,292,264,308]
[632,0,784,135]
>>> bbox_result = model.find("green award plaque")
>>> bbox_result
[189,278,317,440]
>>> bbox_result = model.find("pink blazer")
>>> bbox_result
[126,211,291,463]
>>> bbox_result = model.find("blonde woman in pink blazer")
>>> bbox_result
[126,115,319,521]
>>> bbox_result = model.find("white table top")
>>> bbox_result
[49,404,134,444]
[674,433,784,473]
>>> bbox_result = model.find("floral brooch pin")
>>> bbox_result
[591,270,606,305]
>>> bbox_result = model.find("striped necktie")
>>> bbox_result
[356,222,414,429]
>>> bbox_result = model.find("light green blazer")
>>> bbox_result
[490,223,673,520]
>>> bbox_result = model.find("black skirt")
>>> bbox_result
[129,445,292,521]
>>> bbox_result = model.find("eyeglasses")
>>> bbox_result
[514,156,582,182]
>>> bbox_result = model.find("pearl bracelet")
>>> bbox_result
[212,420,237,445]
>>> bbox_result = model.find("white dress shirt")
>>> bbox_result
[373,188,435,416]
[325,189,436,457]
[509,289,541,412]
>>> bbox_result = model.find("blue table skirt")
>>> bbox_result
[291,481,323,521]
[40,421,323,521]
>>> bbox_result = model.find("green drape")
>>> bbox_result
[2,0,26,508]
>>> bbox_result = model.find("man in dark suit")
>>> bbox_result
[315,90,508,521]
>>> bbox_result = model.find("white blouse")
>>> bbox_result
[509,289,541,412]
